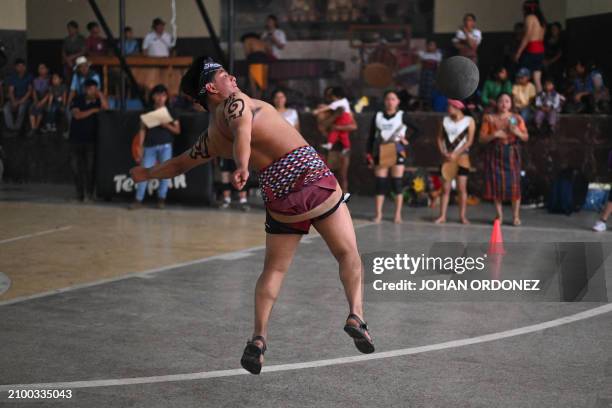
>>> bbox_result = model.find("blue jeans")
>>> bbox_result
[3,101,30,130]
[135,143,173,201]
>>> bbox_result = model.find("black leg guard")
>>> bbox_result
[222,182,232,192]
[375,177,389,195]
[391,177,404,194]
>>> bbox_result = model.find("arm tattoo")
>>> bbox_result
[189,131,211,160]
[224,94,246,122]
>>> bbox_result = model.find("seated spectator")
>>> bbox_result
[481,66,513,111]
[45,72,68,133]
[62,21,86,80]
[143,18,173,57]
[68,56,101,106]
[28,63,51,136]
[565,60,593,113]
[122,26,140,56]
[592,72,610,114]
[86,21,107,56]
[261,15,286,60]
[452,13,482,64]
[534,78,563,133]
[417,40,443,110]
[69,79,108,202]
[3,58,33,134]
[512,67,536,121]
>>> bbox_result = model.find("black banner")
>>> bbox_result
[96,111,214,204]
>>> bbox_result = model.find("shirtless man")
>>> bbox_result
[514,0,546,93]
[130,57,374,375]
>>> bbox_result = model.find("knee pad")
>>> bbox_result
[222,182,232,192]
[375,177,389,195]
[391,177,404,194]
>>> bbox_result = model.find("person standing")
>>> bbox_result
[85,21,107,56]
[2,58,33,135]
[261,15,286,60]
[514,0,546,93]
[131,85,180,209]
[272,89,299,131]
[479,93,529,226]
[417,40,443,110]
[68,79,108,202]
[434,99,475,225]
[68,56,101,106]
[62,21,86,80]
[452,13,482,64]
[143,18,173,58]
[366,90,419,224]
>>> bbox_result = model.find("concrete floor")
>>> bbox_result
[1,183,611,407]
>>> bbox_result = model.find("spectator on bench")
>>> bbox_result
[28,63,51,136]
[481,66,512,112]
[143,17,173,58]
[123,26,140,56]
[45,72,68,133]
[534,77,563,133]
[68,56,101,107]
[68,79,108,202]
[512,67,536,121]
[3,58,33,135]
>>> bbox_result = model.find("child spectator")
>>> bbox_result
[417,40,443,110]
[122,26,139,56]
[481,66,513,112]
[592,72,610,114]
[452,13,482,64]
[2,58,33,134]
[534,78,563,133]
[45,73,68,133]
[28,63,51,136]
[86,21,107,56]
[68,79,108,202]
[512,67,536,121]
[314,86,354,154]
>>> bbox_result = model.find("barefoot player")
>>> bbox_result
[130,57,374,375]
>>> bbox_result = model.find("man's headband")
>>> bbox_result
[198,60,223,96]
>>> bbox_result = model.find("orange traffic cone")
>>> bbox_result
[487,219,505,255]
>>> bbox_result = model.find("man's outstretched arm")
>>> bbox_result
[130,130,214,182]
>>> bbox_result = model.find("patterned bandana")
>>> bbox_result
[198,59,223,96]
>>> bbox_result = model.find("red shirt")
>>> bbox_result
[86,36,107,56]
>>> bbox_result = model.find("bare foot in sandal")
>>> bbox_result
[240,335,267,374]
[344,314,374,354]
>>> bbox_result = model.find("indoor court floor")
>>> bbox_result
[1,184,611,407]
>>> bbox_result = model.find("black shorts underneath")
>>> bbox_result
[458,166,470,176]
[218,158,236,172]
[265,192,350,235]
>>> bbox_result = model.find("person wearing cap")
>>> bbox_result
[434,99,475,225]
[68,56,101,108]
[130,84,180,209]
[512,67,536,121]
[130,57,375,374]
[68,79,108,202]
[143,18,173,58]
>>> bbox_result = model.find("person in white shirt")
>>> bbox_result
[142,17,173,58]
[272,89,299,131]
[452,13,482,64]
[261,15,286,60]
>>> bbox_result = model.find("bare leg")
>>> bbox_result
[600,202,612,221]
[391,164,405,224]
[252,233,302,363]
[512,198,521,225]
[435,180,451,224]
[533,70,542,93]
[457,175,469,224]
[494,199,503,223]
[313,203,370,340]
[373,166,389,222]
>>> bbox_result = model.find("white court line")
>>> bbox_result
[0,222,374,307]
[1,302,611,391]
[0,226,72,245]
